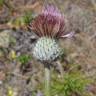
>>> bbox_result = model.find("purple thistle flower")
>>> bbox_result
[28,5,74,96]
[28,4,74,62]
[28,4,72,39]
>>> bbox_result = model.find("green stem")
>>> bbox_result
[44,67,50,96]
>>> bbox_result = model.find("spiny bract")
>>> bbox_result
[33,37,61,62]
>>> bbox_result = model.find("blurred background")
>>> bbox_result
[0,0,96,96]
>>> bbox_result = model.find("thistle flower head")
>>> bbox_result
[28,4,73,62]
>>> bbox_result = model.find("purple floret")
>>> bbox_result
[28,4,74,39]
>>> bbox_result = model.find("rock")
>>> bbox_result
[0,30,11,48]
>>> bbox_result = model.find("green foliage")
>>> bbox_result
[8,11,34,28]
[17,54,31,65]
[23,11,33,24]
[31,91,36,96]
[0,0,4,7]
[51,72,91,96]
[8,17,25,28]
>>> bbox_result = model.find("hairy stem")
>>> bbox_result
[44,67,50,96]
